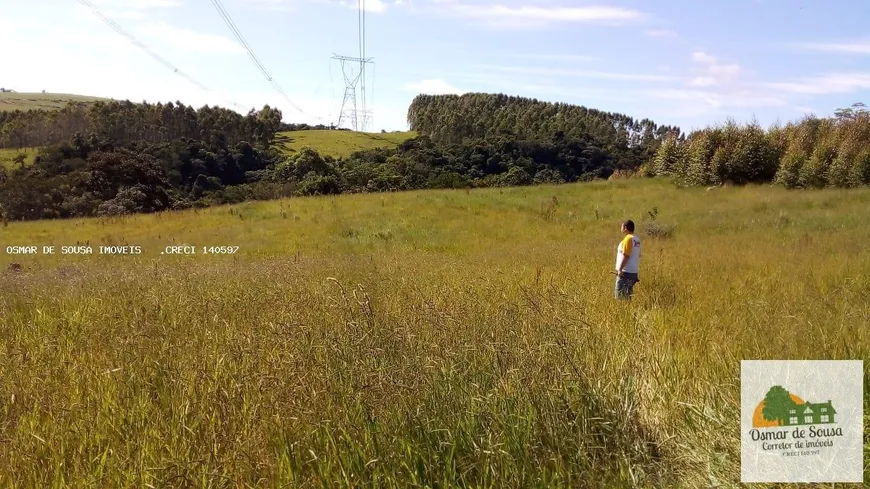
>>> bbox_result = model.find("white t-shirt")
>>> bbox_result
[615,233,641,274]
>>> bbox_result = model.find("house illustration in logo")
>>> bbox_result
[785,401,836,426]
[752,385,837,428]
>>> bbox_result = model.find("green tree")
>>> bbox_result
[683,130,718,186]
[850,149,870,186]
[651,135,683,176]
[775,149,806,189]
[801,142,836,188]
[762,385,797,425]
[834,102,868,121]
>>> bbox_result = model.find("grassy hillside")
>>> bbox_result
[0,92,109,111]
[1,179,868,487]
[0,147,38,169]
[275,129,416,158]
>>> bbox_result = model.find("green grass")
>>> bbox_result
[1,179,868,487]
[0,92,110,112]
[0,147,38,169]
[275,129,417,158]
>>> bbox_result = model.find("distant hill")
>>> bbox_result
[0,92,110,112]
[274,129,417,158]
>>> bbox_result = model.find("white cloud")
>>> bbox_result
[764,73,870,95]
[689,51,741,86]
[792,106,818,115]
[649,88,786,109]
[365,0,389,12]
[518,53,600,63]
[797,40,870,55]
[644,29,678,38]
[338,0,389,12]
[689,77,716,87]
[76,0,181,23]
[92,0,181,8]
[474,64,676,82]
[403,79,466,95]
[239,0,298,12]
[135,22,245,55]
[431,1,645,28]
[242,0,392,13]
[101,9,150,20]
[640,50,791,120]
[691,51,717,64]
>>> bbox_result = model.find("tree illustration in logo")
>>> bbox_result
[762,385,797,425]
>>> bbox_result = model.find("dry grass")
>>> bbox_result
[275,130,417,158]
[1,178,868,487]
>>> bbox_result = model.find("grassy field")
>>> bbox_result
[0,147,38,169]
[0,179,868,487]
[0,92,109,112]
[275,129,417,158]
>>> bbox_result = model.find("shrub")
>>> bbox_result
[498,165,532,187]
[428,171,471,189]
[297,172,341,196]
[643,221,675,239]
[534,168,566,184]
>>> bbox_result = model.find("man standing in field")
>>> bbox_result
[614,220,640,300]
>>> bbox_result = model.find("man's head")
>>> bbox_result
[622,220,635,234]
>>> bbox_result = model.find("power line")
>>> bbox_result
[208,0,326,122]
[75,0,248,111]
[361,0,367,122]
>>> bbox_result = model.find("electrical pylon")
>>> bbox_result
[332,0,374,131]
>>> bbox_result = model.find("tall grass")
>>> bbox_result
[1,179,868,487]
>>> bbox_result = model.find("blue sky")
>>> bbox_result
[2,0,870,133]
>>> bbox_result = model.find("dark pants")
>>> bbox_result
[614,272,639,299]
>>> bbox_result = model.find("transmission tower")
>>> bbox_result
[332,54,373,131]
[332,0,374,131]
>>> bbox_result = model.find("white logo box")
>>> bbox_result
[740,360,864,483]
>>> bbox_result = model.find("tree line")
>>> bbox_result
[407,93,682,168]
[0,100,284,220]
[0,100,283,151]
[0,130,631,220]
[1,94,676,221]
[0,133,274,220]
[279,122,355,132]
[7,94,864,222]
[647,103,870,188]
[215,133,621,203]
